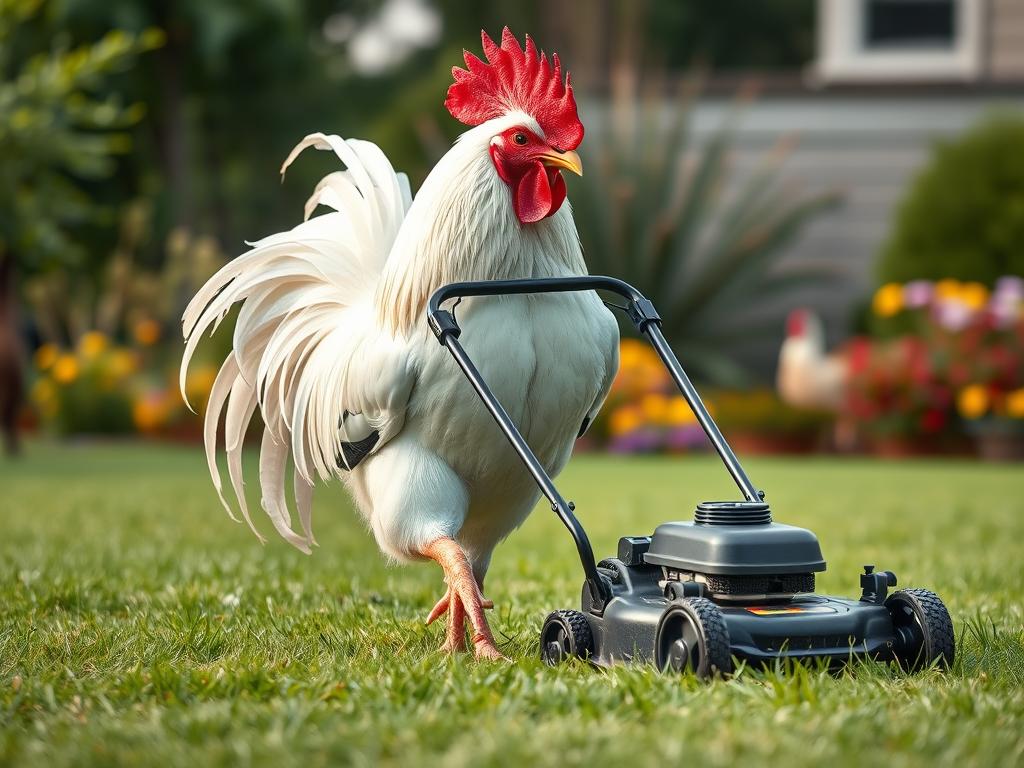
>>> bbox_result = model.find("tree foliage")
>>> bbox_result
[877,113,1024,286]
[0,0,162,272]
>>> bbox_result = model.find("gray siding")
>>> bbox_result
[585,94,1024,378]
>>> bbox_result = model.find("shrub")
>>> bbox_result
[877,114,1024,286]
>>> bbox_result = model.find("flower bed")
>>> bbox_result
[853,276,1024,457]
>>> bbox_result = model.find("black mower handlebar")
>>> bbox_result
[427,276,763,613]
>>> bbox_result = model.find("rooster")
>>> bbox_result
[181,28,619,660]
[777,309,846,411]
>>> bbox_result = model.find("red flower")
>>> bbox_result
[919,409,947,433]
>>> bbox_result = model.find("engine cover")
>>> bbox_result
[643,519,826,576]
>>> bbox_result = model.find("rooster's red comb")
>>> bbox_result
[445,27,583,151]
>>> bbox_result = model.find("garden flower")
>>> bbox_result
[959,282,989,311]
[957,385,989,420]
[902,280,933,309]
[934,297,974,331]
[934,279,962,301]
[667,396,694,425]
[609,405,643,436]
[52,354,80,385]
[1007,388,1024,419]
[133,391,172,432]
[185,365,219,403]
[993,275,1023,302]
[78,331,109,359]
[133,319,162,346]
[872,283,904,317]
[990,275,1023,328]
[33,343,59,371]
[31,379,57,417]
[107,349,139,380]
[640,392,669,424]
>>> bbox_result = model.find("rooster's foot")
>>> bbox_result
[422,538,506,661]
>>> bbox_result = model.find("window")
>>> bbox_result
[864,0,956,49]
[816,0,981,82]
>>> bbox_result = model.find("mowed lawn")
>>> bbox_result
[1,442,1023,767]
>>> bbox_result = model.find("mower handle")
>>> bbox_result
[427,276,763,613]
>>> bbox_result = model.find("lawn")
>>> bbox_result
[1,442,1023,767]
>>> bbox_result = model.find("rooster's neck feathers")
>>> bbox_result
[375,112,585,335]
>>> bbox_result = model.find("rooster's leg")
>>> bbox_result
[422,538,506,660]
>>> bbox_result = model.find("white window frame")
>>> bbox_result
[816,0,983,82]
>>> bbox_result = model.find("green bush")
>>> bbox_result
[877,114,1024,286]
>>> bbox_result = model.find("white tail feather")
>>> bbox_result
[182,133,411,551]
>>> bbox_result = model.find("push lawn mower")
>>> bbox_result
[428,276,955,678]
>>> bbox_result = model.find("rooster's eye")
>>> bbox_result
[512,132,528,145]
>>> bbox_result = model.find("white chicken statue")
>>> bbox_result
[181,28,619,660]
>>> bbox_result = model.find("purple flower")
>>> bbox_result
[667,424,707,450]
[903,280,934,309]
[933,298,973,332]
[991,275,1023,328]
[608,429,661,454]
[993,275,1024,302]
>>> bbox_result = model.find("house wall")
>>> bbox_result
[698,94,1024,374]
[989,0,1024,81]
[588,92,1024,379]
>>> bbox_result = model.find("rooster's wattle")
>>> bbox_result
[181,28,619,659]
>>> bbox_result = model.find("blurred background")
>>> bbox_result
[2,0,1023,461]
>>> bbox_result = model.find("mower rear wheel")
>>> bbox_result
[655,597,732,679]
[885,588,955,671]
[540,609,594,666]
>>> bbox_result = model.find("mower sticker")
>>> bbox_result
[745,605,837,616]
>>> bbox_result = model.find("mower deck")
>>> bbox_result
[579,557,898,670]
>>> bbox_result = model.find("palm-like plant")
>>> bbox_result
[573,72,841,386]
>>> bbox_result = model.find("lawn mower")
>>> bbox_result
[428,276,955,678]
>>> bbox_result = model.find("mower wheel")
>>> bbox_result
[540,609,594,666]
[885,588,955,671]
[655,597,732,679]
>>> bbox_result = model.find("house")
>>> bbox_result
[691,0,1024,374]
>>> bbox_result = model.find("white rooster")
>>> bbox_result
[181,28,619,660]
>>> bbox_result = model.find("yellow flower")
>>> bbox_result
[107,349,139,380]
[133,392,172,433]
[957,385,989,420]
[52,354,80,385]
[30,379,58,419]
[133,319,162,347]
[31,378,56,405]
[935,279,962,301]
[640,393,669,424]
[33,343,59,371]
[78,331,109,359]
[667,396,695,426]
[1006,388,1024,419]
[617,339,646,368]
[872,283,904,318]
[610,406,643,436]
[959,282,989,311]
[185,364,219,404]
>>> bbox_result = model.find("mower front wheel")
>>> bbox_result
[655,597,732,679]
[885,588,955,671]
[540,609,594,666]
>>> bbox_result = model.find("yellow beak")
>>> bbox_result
[540,149,583,177]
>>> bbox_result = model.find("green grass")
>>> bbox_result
[2,443,1023,767]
